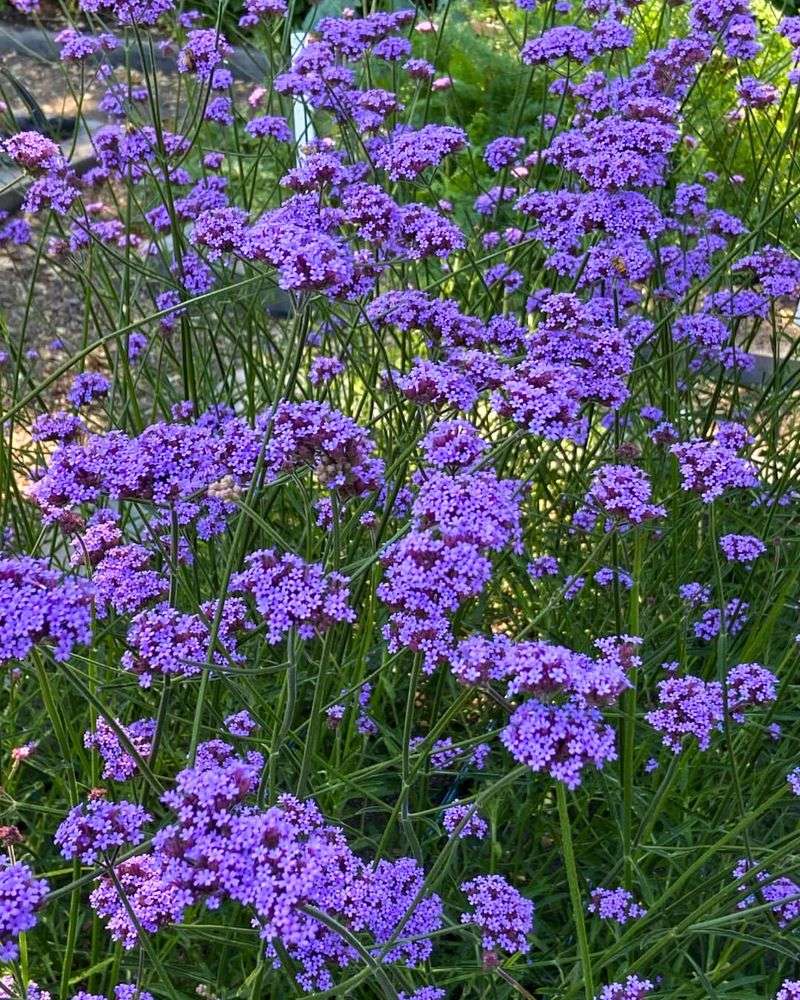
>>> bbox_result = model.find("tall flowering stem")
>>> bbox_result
[622,530,644,890]
[557,783,594,1000]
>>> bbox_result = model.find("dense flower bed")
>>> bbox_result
[1,0,800,997]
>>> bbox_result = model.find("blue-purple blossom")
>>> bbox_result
[0,557,93,664]
[224,710,258,736]
[460,874,534,954]
[442,803,488,840]
[0,854,49,961]
[230,549,354,643]
[588,886,647,924]
[55,799,151,864]
[595,977,655,1000]
[501,698,617,788]
[68,372,111,408]
[719,533,766,563]
[84,717,156,782]
[646,675,723,752]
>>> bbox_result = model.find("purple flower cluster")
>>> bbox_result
[309,355,345,386]
[693,598,749,641]
[0,854,49,961]
[89,743,443,990]
[460,874,534,955]
[575,464,666,530]
[501,698,617,789]
[412,470,525,553]
[726,662,778,721]
[595,977,655,1000]
[89,853,193,950]
[55,798,151,863]
[733,859,800,928]
[84,717,156,781]
[31,411,85,443]
[420,419,488,469]
[91,544,167,618]
[71,988,154,1000]
[379,531,492,670]
[230,549,354,643]
[671,424,758,502]
[442,804,488,840]
[372,125,466,181]
[0,557,93,665]
[78,0,174,25]
[4,131,61,172]
[503,636,638,706]
[265,401,384,498]
[646,675,724,752]
[378,462,525,672]
[719,533,766,563]
[29,412,261,533]
[521,21,633,66]
[224,710,258,736]
[67,372,111,408]
[121,598,250,687]
[689,0,760,60]
[177,29,233,80]
[588,886,647,924]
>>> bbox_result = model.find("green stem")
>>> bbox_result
[557,783,594,1000]
[622,530,644,889]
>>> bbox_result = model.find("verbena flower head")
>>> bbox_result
[78,0,174,24]
[1,976,51,1000]
[90,853,193,949]
[501,698,617,788]
[529,555,560,578]
[460,874,534,954]
[719,533,766,563]
[67,372,111,408]
[309,355,345,386]
[0,854,49,961]
[224,710,258,737]
[449,634,511,686]
[577,464,666,530]
[264,401,384,498]
[733,859,800,928]
[55,799,151,864]
[372,125,466,180]
[693,598,749,641]
[177,29,233,80]
[671,424,758,502]
[420,419,488,469]
[3,131,61,172]
[412,469,525,553]
[0,557,93,665]
[588,886,647,924]
[595,977,655,1000]
[645,675,723,752]
[442,803,488,840]
[121,599,250,687]
[70,986,155,1000]
[84,717,156,782]
[230,549,354,643]
[378,530,492,672]
[725,662,778,721]
[31,411,85,444]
